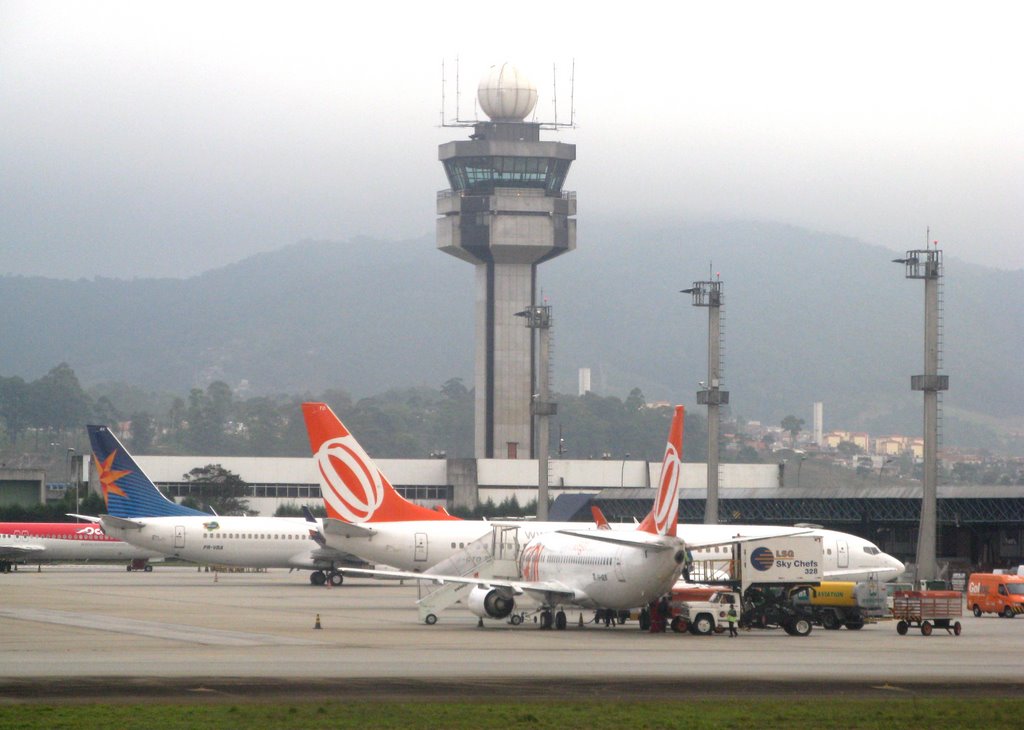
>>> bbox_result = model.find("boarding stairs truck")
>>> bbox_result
[676,535,824,636]
[416,525,522,625]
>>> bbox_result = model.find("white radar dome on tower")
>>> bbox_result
[477,63,538,122]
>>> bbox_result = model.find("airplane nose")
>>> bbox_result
[890,556,905,575]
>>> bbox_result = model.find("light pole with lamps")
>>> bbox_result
[67,448,77,518]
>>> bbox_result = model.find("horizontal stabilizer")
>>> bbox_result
[66,514,101,523]
[100,515,147,531]
[321,518,375,539]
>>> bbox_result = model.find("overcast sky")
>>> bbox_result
[2,0,1021,278]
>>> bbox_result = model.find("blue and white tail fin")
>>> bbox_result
[87,425,208,518]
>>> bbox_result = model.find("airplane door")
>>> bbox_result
[614,547,626,582]
[414,532,427,562]
[174,526,185,549]
[837,540,849,569]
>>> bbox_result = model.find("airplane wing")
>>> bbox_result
[682,530,814,551]
[338,566,577,602]
[553,529,683,552]
[321,518,375,539]
[0,545,46,558]
[100,515,148,531]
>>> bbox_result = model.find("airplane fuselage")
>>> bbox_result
[0,522,162,564]
[100,516,348,570]
[324,520,903,582]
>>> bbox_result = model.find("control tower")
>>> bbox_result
[437,63,576,459]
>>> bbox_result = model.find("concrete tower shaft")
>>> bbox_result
[437,119,576,459]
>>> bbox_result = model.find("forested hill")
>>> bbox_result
[1,220,1021,442]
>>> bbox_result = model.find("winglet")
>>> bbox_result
[302,403,459,523]
[639,405,684,537]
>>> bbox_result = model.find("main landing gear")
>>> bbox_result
[539,610,568,630]
[310,569,344,586]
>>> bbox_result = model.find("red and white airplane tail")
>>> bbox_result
[302,402,458,523]
[638,405,684,538]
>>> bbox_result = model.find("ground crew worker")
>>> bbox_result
[727,605,738,637]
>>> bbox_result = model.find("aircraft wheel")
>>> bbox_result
[425,614,438,625]
[921,621,933,636]
[1002,605,1016,618]
[540,611,553,630]
[896,620,909,635]
[555,611,567,630]
[310,571,326,586]
[510,614,523,626]
[953,621,962,636]
[972,604,982,617]
[328,571,344,587]
[617,610,630,625]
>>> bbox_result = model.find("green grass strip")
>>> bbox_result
[2,698,1023,730]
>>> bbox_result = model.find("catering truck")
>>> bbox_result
[676,535,824,636]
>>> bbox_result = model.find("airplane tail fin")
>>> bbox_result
[302,402,458,523]
[87,425,208,518]
[638,405,684,537]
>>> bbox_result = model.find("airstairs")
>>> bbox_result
[416,525,523,623]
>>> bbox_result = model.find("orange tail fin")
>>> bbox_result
[639,405,684,537]
[302,402,458,523]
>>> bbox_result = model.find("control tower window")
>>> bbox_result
[444,157,569,195]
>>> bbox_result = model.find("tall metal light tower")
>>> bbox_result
[515,304,555,520]
[681,278,729,524]
[893,244,948,581]
[437,63,576,459]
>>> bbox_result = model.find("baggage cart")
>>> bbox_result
[892,590,962,636]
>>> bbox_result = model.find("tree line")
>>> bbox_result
[1,365,710,463]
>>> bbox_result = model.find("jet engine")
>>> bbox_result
[467,586,515,620]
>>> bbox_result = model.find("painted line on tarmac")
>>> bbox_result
[0,608,318,647]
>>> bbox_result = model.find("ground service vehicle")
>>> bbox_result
[967,573,1024,618]
[675,535,824,637]
[789,580,885,630]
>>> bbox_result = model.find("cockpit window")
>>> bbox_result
[863,546,880,555]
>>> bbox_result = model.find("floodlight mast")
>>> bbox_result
[516,305,555,521]
[893,241,948,582]
[681,277,729,524]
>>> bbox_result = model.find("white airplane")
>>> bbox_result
[89,425,357,585]
[302,402,904,583]
[0,521,163,573]
[337,405,692,629]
